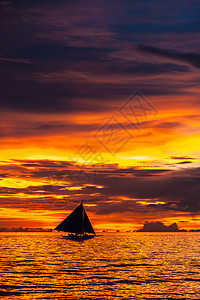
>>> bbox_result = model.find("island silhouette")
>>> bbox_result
[137,221,187,232]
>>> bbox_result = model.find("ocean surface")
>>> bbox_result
[0,232,200,299]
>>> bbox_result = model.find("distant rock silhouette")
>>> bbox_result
[137,221,186,232]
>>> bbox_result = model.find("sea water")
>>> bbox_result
[0,232,199,299]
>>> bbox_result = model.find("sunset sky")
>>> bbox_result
[0,0,200,231]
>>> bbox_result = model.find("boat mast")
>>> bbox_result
[82,200,84,234]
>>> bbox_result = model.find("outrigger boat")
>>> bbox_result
[54,201,95,240]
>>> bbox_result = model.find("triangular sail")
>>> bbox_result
[54,203,95,235]
[83,209,95,234]
[54,203,84,234]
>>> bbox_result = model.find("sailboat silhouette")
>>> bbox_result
[54,201,96,240]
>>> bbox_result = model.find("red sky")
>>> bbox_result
[0,0,200,231]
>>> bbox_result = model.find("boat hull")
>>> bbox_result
[62,234,95,240]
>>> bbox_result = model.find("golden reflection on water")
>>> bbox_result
[0,232,200,299]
